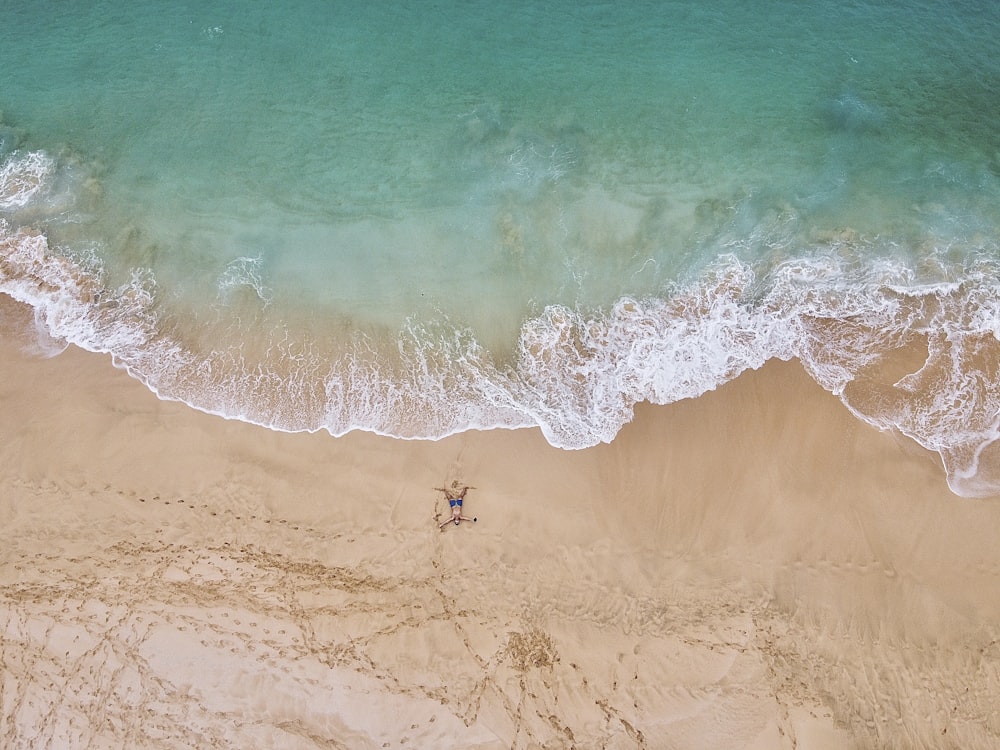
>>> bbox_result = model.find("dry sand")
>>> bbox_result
[2,294,1000,749]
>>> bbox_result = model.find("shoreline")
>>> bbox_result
[2,294,1000,748]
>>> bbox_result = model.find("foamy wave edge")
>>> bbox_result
[4,218,1000,497]
[3,141,1000,497]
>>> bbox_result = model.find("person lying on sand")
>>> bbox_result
[436,481,477,529]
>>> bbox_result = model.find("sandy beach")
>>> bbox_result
[2,293,1000,749]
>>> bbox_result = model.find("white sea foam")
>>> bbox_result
[4,213,1000,496]
[0,151,55,210]
[2,150,1000,496]
[4,212,1000,496]
[216,255,272,306]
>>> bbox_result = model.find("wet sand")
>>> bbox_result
[2,295,999,749]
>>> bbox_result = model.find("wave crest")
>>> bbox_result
[2,152,1000,496]
[0,151,55,210]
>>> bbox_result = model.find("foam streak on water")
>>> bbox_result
[2,1,1000,496]
[4,165,1000,496]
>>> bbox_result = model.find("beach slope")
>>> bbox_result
[2,296,999,749]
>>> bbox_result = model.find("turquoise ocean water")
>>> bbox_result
[2,1,999,495]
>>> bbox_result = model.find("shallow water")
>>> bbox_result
[2,0,1000,494]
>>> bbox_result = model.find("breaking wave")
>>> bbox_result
[0,150,55,210]
[2,149,1000,497]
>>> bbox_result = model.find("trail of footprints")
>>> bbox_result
[1,518,650,749]
[116,486,320,535]
[7,478,1000,748]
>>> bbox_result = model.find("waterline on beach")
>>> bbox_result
[2,0,1000,495]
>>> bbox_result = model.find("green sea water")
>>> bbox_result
[2,1,1000,494]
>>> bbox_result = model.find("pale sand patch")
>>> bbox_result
[2,294,999,749]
